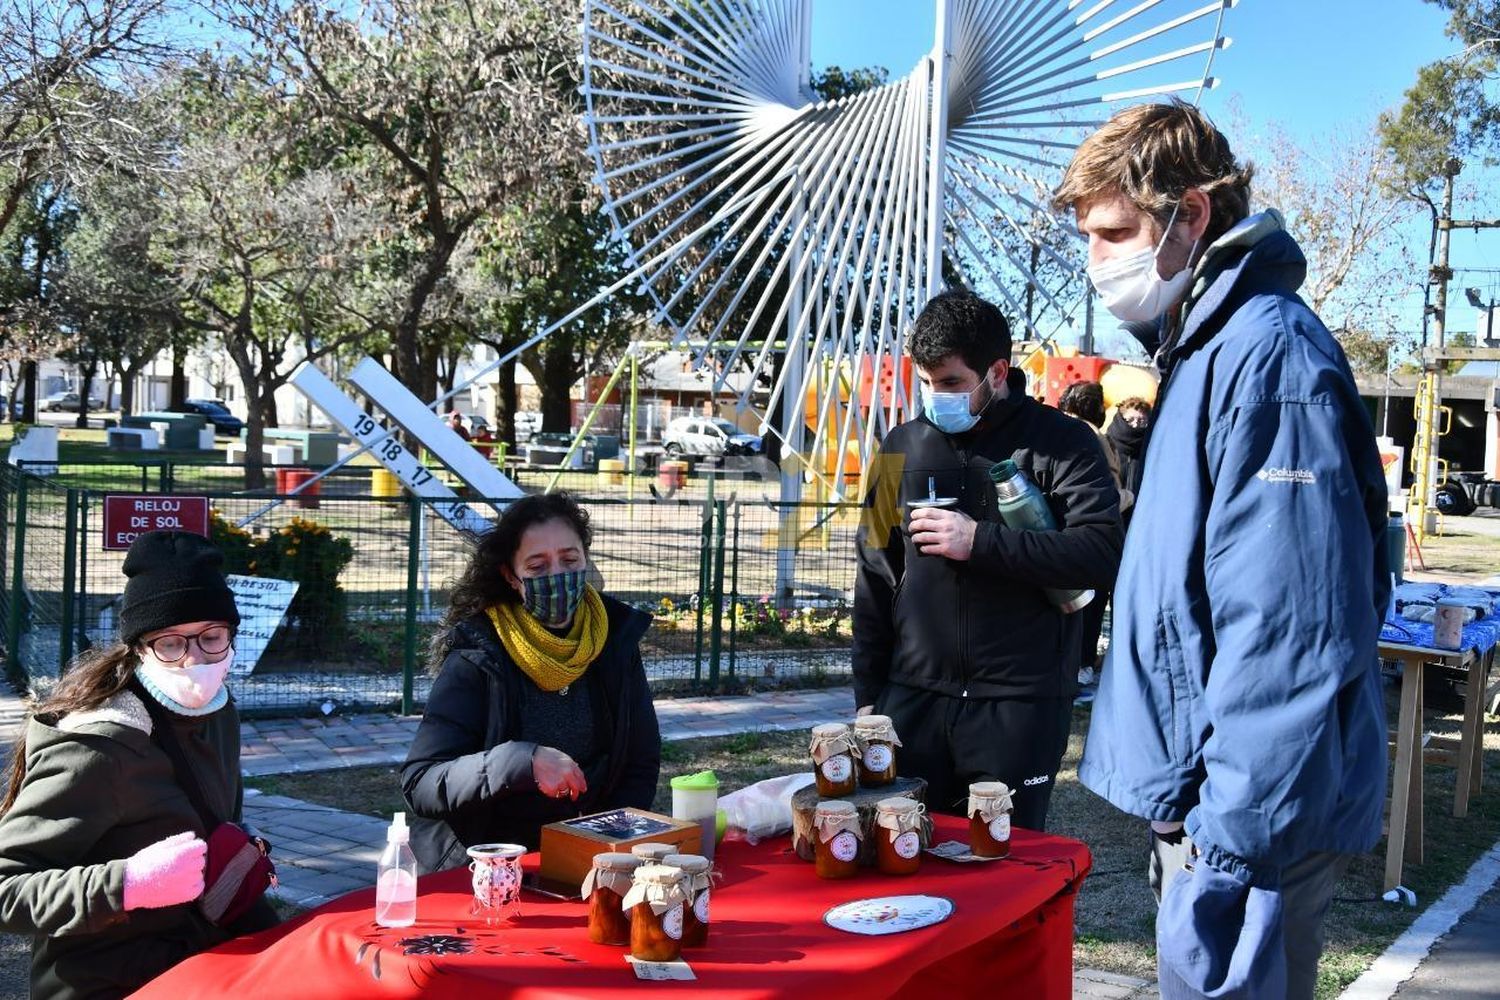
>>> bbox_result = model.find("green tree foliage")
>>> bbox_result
[1380,0,1500,204]
[219,0,585,404]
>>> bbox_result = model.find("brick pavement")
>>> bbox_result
[240,684,858,776]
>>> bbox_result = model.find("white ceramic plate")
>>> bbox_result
[823,895,955,936]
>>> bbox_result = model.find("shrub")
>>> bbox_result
[209,510,356,657]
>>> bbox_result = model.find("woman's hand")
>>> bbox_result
[122,831,207,911]
[532,746,588,801]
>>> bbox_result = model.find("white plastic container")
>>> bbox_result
[376,811,418,927]
[670,771,720,861]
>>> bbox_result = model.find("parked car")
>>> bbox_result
[171,398,244,435]
[41,391,104,412]
[662,417,762,458]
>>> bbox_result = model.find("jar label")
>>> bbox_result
[894,831,920,859]
[830,830,859,863]
[821,755,852,783]
[864,745,893,772]
[694,890,711,924]
[662,903,684,940]
[989,815,1011,841]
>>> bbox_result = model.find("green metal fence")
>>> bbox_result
[0,461,859,715]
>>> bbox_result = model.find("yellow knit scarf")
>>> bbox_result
[486,586,609,693]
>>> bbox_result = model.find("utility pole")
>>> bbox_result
[1411,159,1459,543]
[1413,159,1500,542]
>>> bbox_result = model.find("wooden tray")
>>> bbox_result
[790,777,929,864]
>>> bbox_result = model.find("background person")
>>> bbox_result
[852,290,1122,828]
[1058,100,1389,1000]
[1106,396,1152,503]
[402,492,661,872]
[1057,380,1127,689]
[0,531,276,999]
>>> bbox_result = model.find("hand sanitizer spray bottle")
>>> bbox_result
[376,811,418,927]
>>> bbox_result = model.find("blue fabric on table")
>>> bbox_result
[1381,585,1500,654]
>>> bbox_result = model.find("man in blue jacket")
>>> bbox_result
[1054,101,1391,999]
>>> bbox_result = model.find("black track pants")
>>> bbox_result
[874,683,1073,830]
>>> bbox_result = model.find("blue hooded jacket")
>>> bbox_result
[1080,212,1390,893]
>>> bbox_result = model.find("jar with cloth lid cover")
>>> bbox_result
[873,797,924,875]
[631,842,675,863]
[662,853,715,947]
[968,781,1013,858]
[623,864,690,962]
[809,723,859,797]
[853,715,902,787]
[812,800,862,879]
[581,852,642,945]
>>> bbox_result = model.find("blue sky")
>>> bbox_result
[811,0,1455,144]
[811,0,1500,341]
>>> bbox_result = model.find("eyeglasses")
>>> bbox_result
[140,626,233,663]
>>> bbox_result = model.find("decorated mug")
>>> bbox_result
[466,843,526,924]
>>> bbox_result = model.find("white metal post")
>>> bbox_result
[925,0,955,301]
[776,167,807,607]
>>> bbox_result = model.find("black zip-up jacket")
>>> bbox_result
[401,596,660,872]
[852,375,1123,707]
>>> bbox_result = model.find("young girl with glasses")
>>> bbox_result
[0,530,278,998]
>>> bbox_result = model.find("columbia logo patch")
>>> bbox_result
[1256,467,1317,485]
[1023,775,1050,787]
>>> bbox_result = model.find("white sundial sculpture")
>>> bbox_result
[291,0,1234,596]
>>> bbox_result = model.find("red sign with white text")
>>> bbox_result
[102,495,210,550]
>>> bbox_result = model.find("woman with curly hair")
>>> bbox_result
[401,492,661,871]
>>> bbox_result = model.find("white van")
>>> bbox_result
[662,417,762,458]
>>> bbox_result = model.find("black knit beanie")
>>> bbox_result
[118,531,240,646]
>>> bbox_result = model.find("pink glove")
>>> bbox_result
[123,831,207,911]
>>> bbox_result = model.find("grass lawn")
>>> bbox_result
[1418,517,1500,577]
[246,697,1500,998]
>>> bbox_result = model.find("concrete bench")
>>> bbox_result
[256,428,342,466]
[122,412,210,450]
[226,442,303,465]
[106,427,159,451]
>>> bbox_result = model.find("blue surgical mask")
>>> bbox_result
[522,570,588,627]
[922,379,993,435]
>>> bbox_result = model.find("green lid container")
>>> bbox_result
[669,769,719,790]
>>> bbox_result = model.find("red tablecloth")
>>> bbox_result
[131,816,1089,999]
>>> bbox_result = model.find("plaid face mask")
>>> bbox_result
[522,569,588,627]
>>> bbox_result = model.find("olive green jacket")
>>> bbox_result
[0,689,272,999]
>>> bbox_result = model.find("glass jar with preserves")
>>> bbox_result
[968,781,1014,859]
[661,853,715,948]
[581,852,642,946]
[853,715,902,787]
[622,864,690,962]
[873,797,924,876]
[812,800,862,879]
[809,723,860,797]
[631,842,676,863]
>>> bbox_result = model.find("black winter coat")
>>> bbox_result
[853,375,1123,707]
[401,596,660,873]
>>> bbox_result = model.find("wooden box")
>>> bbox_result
[538,808,702,893]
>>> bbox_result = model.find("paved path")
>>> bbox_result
[240,686,856,776]
[1393,886,1500,999]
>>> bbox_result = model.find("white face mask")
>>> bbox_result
[1088,203,1199,324]
[139,649,233,709]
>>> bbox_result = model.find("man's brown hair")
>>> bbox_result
[1053,100,1254,247]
